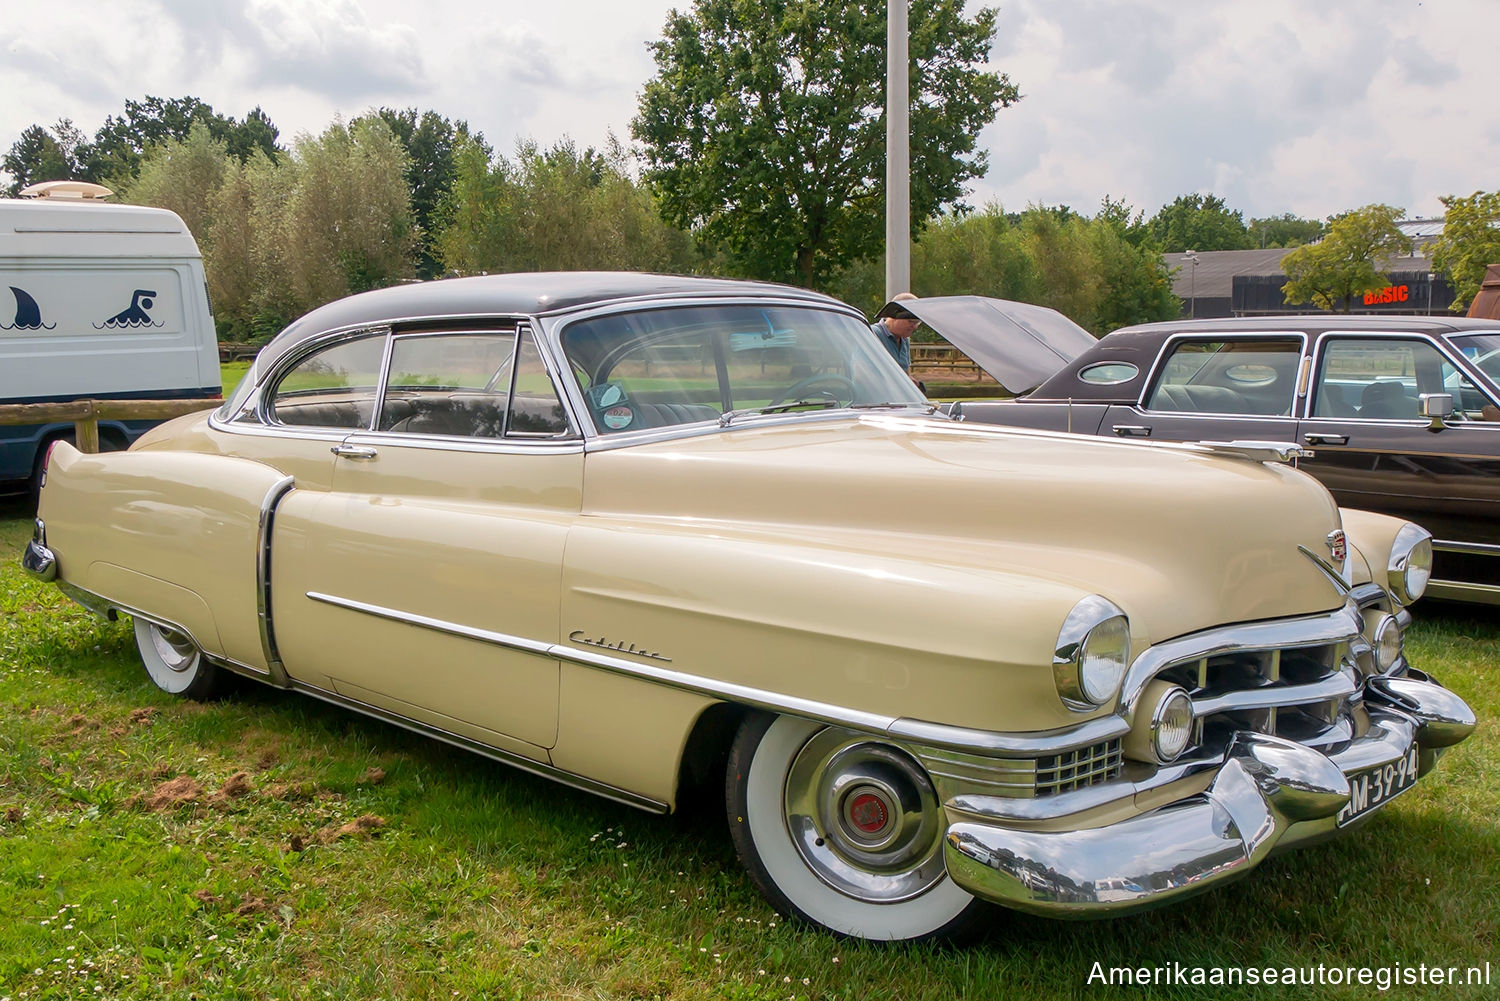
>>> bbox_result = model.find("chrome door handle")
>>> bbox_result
[331,444,378,459]
[1113,425,1152,437]
[1303,433,1348,446]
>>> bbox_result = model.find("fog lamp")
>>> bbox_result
[1373,614,1402,672]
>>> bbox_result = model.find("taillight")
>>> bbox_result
[39,439,62,485]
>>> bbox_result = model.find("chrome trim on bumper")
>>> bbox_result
[942,678,1472,917]
[22,519,57,582]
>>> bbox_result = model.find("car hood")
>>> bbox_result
[580,414,1350,646]
[878,295,1098,394]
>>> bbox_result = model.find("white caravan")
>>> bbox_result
[0,182,220,490]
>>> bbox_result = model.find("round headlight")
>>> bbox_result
[1388,523,1433,605]
[1152,687,1195,762]
[1124,680,1196,763]
[1372,613,1402,672]
[1054,595,1131,710]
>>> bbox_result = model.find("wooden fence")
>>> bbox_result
[0,398,224,454]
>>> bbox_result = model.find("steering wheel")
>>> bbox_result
[767,373,858,408]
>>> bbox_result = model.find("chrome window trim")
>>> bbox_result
[1136,331,1309,416]
[258,325,392,429]
[1306,329,1500,420]
[375,324,581,443]
[1076,361,1139,386]
[537,296,879,443]
[306,589,1126,758]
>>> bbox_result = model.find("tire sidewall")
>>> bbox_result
[727,712,980,942]
[133,617,220,699]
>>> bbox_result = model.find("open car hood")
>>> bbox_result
[879,296,1098,394]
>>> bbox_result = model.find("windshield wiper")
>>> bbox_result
[849,402,939,414]
[718,399,837,426]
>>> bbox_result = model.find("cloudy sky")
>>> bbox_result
[3,0,1495,222]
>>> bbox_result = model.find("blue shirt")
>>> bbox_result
[871,320,911,371]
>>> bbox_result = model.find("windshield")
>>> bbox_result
[560,304,926,434]
[1452,333,1500,385]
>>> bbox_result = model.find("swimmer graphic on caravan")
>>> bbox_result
[94,289,163,328]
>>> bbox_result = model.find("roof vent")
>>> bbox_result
[18,181,115,200]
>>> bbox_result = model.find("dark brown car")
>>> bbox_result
[898,298,1500,605]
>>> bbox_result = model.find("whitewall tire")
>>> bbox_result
[726,712,984,941]
[133,617,222,699]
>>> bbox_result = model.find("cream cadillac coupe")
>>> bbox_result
[24,273,1475,941]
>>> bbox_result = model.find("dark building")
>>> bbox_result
[1162,220,1458,318]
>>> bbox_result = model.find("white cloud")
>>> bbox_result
[3,0,1499,224]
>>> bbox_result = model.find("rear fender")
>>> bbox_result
[39,442,294,678]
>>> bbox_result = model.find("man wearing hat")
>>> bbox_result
[872,291,920,372]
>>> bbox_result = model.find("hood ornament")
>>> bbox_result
[1326,529,1348,564]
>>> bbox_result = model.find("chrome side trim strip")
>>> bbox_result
[258,476,296,688]
[888,715,1129,756]
[305,590,1119,756]
[307,591,555,656]
[287,680,668,814]
[1426,579,1500,604]
[1432,538,1500,557]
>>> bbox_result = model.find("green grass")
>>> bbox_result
[1,500,1496,999]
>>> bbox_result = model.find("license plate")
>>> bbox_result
[1336,743,1420,827]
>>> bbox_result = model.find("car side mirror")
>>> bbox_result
[1420,392,1454,432]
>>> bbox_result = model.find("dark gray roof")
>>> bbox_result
[1163,249,1292,299]
[1164,246,1443,301]
[260,272,842,369]
[1116,313,1500,337]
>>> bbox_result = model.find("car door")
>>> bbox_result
[1296,333,1500,594]
[271,324,583,755]
[1099,334,1305,443]
[220,330,391,491]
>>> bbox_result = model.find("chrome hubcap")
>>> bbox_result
[783,727,947,903]
[149,624,198,673]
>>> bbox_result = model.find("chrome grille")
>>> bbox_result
[1035,739,1124,797]
[915,738,1124,800]
[1153,640,1351,752]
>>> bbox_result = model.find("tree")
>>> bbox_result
[1248,213,1324,249]
[1144,194,1252,253]
[1431,191,1500,313]
[276,118,417,307]
[2,121,88,195]
[88,96,281,183]
[632,0,1018,287]
[1280,204,1411,313]
[355,108,489,278]
[434,136,701,277]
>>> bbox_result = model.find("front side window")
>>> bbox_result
[561,305,923,434]
[380,329,574,440]
[1310,338,1499,420]
[1144,338,1302,415]
[270,335,386,429]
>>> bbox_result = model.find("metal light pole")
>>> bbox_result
[1184,250,1200,318]
[885,1,910,301]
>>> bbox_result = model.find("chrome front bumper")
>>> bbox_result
[942,676,1475,917]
